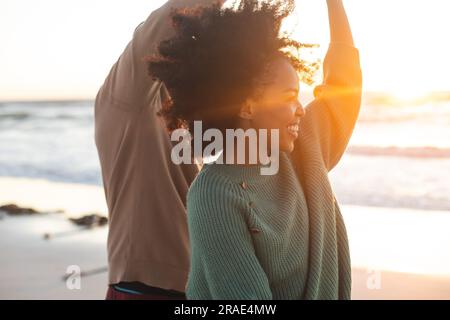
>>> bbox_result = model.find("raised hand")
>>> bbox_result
[326,0,354,46]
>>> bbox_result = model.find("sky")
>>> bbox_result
[0,0,449,101]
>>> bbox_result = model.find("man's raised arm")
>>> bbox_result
[97,0,224,112]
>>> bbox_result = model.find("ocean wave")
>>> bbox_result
[0,112,30,120]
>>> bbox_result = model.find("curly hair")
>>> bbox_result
[147,0,318,134]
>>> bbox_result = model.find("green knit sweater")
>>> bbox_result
[187,153,312,299]
[186,43,362,300]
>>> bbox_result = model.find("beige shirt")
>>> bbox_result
[94,0,214,292]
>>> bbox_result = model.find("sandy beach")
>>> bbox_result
[1,177,450,300]
[0,177,107,219]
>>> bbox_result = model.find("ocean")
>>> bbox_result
[1,96,449,211]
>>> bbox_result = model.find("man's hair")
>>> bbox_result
[147,0,318,134]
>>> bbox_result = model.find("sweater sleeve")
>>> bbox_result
[186,173,273,300]
[299,43,363,171]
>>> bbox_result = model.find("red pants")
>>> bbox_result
[105,286,186,300]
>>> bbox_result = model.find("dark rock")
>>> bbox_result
[0,204,39,215]
[69,214,108,228]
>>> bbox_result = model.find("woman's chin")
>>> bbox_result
[280,141,295,154]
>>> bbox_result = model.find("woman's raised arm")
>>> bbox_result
[326,0,354,46]
[295,0,362,172]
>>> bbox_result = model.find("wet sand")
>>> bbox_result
[1,177,449,300]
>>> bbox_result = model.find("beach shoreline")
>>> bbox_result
[0,177,107,218]
[1,176,450,300]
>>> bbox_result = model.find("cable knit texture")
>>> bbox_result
[186,43,362,300]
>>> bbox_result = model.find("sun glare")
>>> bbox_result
[389,86,430,103]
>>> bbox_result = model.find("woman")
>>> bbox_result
[148,0,362,299]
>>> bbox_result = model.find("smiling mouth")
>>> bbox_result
[287,124,299,139]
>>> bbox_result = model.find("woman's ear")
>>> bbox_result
[238,99,254,120]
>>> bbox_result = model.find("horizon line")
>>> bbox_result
[1,90,450,104]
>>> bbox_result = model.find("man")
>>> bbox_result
[95,0,224,299]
